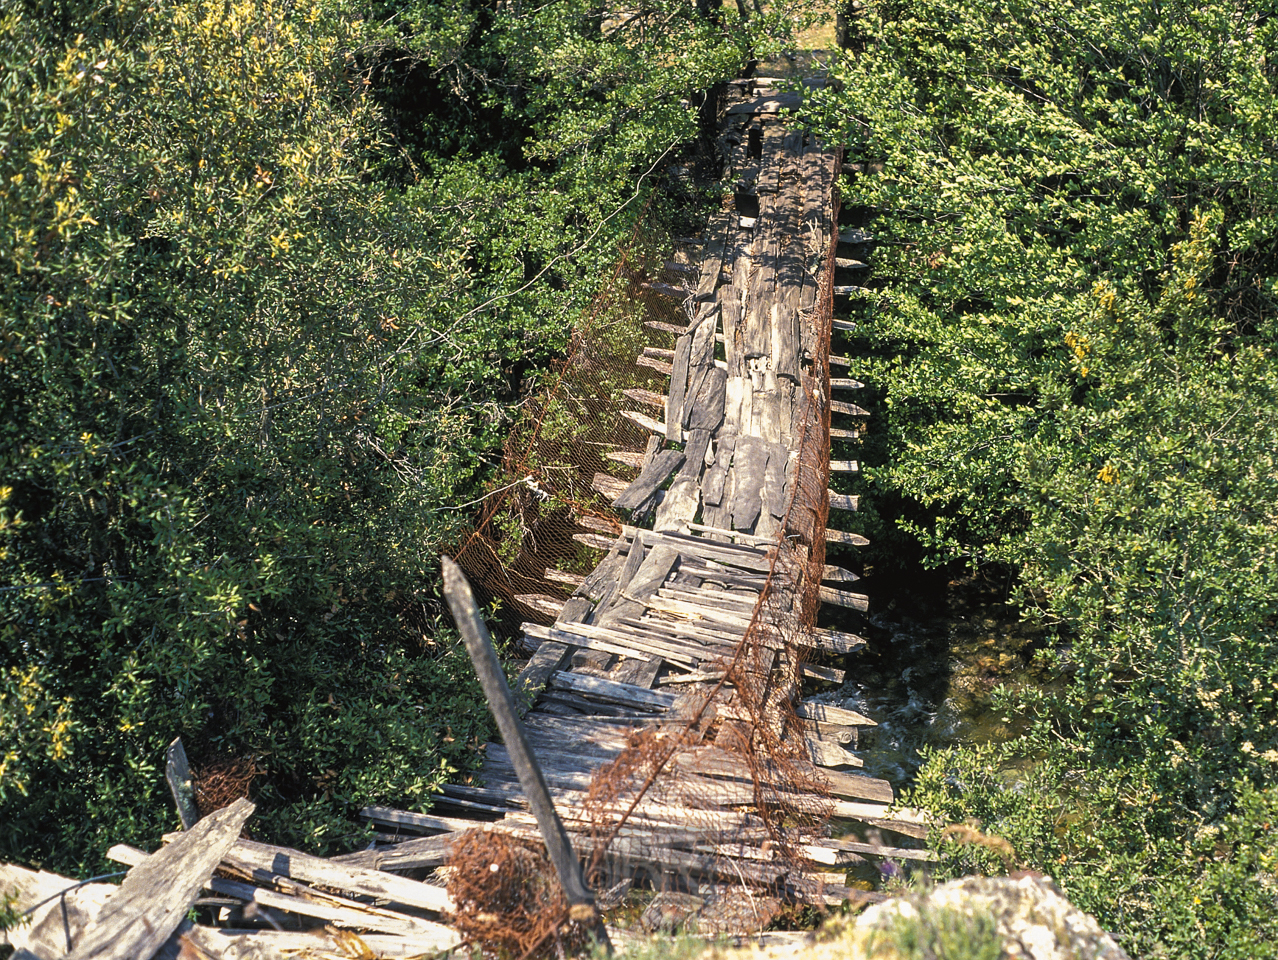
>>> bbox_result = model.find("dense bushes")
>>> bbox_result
[0,0,811,870]
[811,0,1278,954]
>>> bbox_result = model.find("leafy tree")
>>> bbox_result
[1,0,821,871]
[809,0,1278,954]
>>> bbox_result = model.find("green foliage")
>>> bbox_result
[0,0,823,875]
[809,0,1278,954]
[865,901,1002,960]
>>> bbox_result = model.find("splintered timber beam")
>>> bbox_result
[819,586,870,612]
[826,528,870,547]
[828,490,860,511]
[830,377,866,390]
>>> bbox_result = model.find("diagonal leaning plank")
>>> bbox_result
[58,797,253,960]
[613,449,685,511]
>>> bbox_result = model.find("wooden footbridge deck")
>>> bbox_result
[339,77,926,929]
[2,79,932,960]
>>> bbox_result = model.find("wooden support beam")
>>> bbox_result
[831,400,870,417]
[828,490,860,511]
[819,586,870,612]
[830,377,866,390]
[830,460,860,472]
[825,528,870,547]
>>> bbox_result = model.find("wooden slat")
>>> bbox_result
[829,460,859,472]
[831,400,870,417]
[794,700,877,727]
[825,528,870,547]
[550,671,678,711]
[819,586,870,612]
[830,377,866,390]
[613,449,685,511]
[64,798,254,960]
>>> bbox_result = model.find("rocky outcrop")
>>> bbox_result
[852,875,1130,960]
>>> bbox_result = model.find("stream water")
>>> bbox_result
[831,566,1050,786]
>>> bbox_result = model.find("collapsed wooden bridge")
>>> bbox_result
[2,79,931,960]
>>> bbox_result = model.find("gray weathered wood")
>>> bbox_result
[819,586,870,612]
[550,671,678,711]
[514,641,574,711]
[63,798,253,960]
[727,437,769,532]
[825,528,870,547]
[613,449,685,511]
[165,737,200,830]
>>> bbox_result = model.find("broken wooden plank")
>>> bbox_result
[223,838,452,915]
[513,594,564,619]
[613,449,685,511]
[514,641,574,709]
[545,568,586,588]
[64,798,253,960]
[550,671,678,711]
[807,627,868,654]
[794,700,876,727]
[819,586,870,612]
[831,400,870,417]
[825,528,870,547]
[624,543,682,603]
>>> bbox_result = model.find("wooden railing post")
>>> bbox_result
[441,557,613,955]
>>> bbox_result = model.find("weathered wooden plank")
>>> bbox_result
[687,367,727,433]
[819,586,870,612]
[829,460,859,472]
[800,662,846,685]
[830,377,866,390]
[64,799,253,960]
[755,124,788,192]
[717,282,742,377]
[2,865,115,959]
[794,700,876,727]
[637,355,674,375]
[545,568,586,588]
[623,387,666,409]
[624,409,682,439]
[743,230,778,360]
[821,564,860,584]
[551,671,678,711]
[697,214,733,299]
[165,737,200,830]
[728,437,770,532]
[701,435,735,507]
[829,426,861,440]
[331,834,456,871]
[513,594,564,620]
[807,627,867,654]
[666,335,693,441]
[831,400,870,417]
[804,736,861,768]
[623,544,682,604]
[223,838,452,915]
[514,641,574,709]
[612,656,664,689]
[529,620,703,668]
[521,623,651,663]
[825,528,870,547]
[827,491,859,512]
[613,449,685,511]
